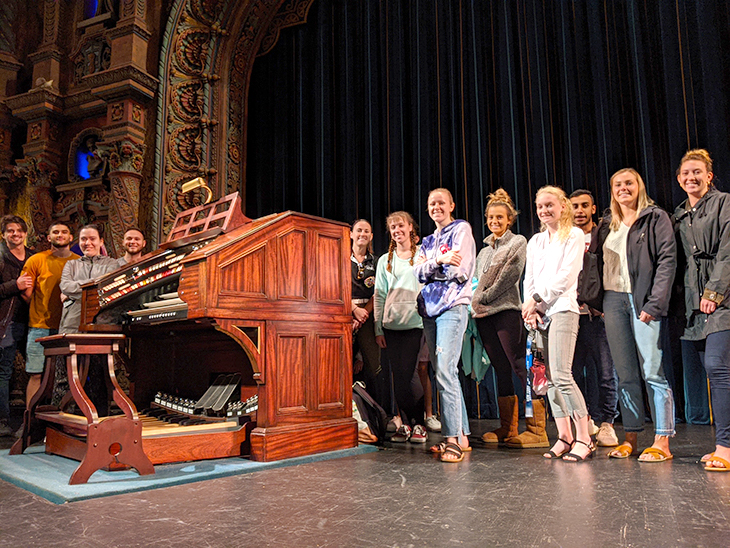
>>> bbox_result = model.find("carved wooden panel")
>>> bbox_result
[275,334,307,414]
[219,243,267,297]
[316,233,344,304]
[277,229,306,300]
[316,334,345,410]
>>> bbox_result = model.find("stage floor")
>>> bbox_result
[1,419,728,547]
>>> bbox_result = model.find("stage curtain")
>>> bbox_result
[246,0,730,250]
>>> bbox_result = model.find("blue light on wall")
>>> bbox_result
[76,148,92,180]
[85,0,99,19]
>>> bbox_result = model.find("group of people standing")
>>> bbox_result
[351,148,730,471]
[0,221,146,437]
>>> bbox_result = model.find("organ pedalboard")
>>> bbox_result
[145,373,253,425]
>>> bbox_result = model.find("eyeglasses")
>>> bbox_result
[356,265,366,280]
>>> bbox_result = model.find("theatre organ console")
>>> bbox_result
[13,192,357,477]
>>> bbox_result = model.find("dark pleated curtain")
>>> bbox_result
[246,0,730,252]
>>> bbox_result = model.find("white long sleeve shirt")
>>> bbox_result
[524,227,584,316]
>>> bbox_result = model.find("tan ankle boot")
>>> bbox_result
[505,398,550,448]
[482,395,519,444]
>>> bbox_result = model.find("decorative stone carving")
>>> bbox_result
[72,36,112,84]
[258,0,315,57]
[170,80,205,123]
[110,102,125,122]
[13,157,57,249]
[108,171,141,255]
[98,139,145,175]
[29,123,42,141]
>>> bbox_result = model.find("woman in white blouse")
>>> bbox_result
[523,186,593,461]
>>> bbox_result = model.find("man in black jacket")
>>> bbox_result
[0,215,33,436]
[570,190,619,447]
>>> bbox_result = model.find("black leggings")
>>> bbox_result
[475,310,527,398]
[382,328,424,427]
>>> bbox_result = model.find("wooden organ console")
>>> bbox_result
[12,193,357,479]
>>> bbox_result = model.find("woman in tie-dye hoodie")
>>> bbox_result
[414,188,476,463]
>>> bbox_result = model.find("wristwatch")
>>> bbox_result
[532,293,543,303]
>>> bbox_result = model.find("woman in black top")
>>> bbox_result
[674,149,730,471]
[351,220,383,409]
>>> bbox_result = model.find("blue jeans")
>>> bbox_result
[697,330,730,447]
[572,314,619,424]
[423,304,471,438]
[0,321,26,420]
[603,291,675,436]
[681,340,711,424]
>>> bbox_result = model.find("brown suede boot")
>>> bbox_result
[481,395,519,444]
[505,398,550,448]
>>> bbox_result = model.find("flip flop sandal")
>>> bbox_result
[700,452,715,463]
[638,447,673,463]
[608,443,634,459]
[704,455,730,472]
[440,442,464,463]
[544,438,572,459]
[429,442,472,454]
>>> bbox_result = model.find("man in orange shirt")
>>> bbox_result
[18,222,78,422]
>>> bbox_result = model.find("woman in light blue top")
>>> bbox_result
[374,211,427,443]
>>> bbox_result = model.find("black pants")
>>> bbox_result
[354,315,388,411]
[475,310,526,398]
[382,328,424,427]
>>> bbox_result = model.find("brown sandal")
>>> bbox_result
[440,442,464,463]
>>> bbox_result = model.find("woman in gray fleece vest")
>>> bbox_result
[472,189,549,448]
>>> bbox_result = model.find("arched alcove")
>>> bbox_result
[154,0,314,245]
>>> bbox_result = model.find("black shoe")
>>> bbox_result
[543,438,572,459]
[562,439,595,462]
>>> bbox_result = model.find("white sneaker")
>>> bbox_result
[588,418,600,436]
[386,415,402,433]
[424,415,442,432]
[596,422,619,447]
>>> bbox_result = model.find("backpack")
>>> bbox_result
[577,224,604,311]
[352,382,387,443]
[577,250,603,310]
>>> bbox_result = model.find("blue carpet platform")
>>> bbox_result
[0,444,378,504]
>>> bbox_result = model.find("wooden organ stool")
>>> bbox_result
[10,333,154,485]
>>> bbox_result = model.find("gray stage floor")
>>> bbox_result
[1,419,728,547]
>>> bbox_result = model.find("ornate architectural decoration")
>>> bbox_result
[13,156,57,249]
[99,139,145,175]
[155,0,313,243]
[258,0,315,57]
[72,35,112,84]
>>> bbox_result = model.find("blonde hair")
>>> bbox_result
[384,211,417,272]
[608,168,654,231]
[535,186,573,242]
[677,148,714,183]
[486,188,518,227]
[427,188,455,221]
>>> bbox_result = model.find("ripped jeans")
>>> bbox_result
[603,291,675,436]
[422,304,471,438]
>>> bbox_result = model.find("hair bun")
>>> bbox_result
[487,188,513,208]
